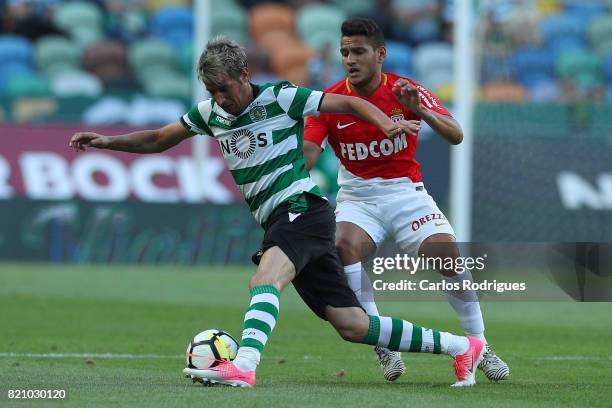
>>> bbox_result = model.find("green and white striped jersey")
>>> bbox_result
[181,81,325,225]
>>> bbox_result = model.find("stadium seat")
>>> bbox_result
[539,13,585,46]
[511,48,555,85]
[0,62,33,94]
[34,36,81,76]
[555,50,601,79]
[270,45,314,75]
[257,30,301,53]
[413,42,453,80]
[70,26,105,49]
[481,81,527,102]
[250,4,295,43]
[0,35,33,65]
[296,4,346,44]
[602,54,612,82]
[587,16,612,55]
[527,78,561,102]
[145,73,191,100]
[331,0,375,16]
[151,6,193,48]
[383,41,413,78]
[53,2,104,32]
[564,2,607,22]
[51,70,103,97]
[129,39,177,75]
[3,73,51,98]
[179,42,193,75]
[546,35,587,58]
[83,41,128,86]
[305,30,341,55]
[211,5,248,44]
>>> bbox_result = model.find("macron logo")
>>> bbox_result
[336,122,356,130]
[288,212,301,222]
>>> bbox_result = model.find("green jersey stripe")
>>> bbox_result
[272,122,301,145]
[231,148,300,185]
[239,164,293,199]
[252,177,318,224]
[433,330,441,354]
[287,87,312,120]
[246,159,310,212]
[186,107,213,136]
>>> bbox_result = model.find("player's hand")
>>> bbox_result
[69,132,108,151]
[383,120,420,139]
[392,79,423,114]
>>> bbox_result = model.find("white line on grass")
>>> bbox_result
[0,352,183,359]
[535,356,612,361]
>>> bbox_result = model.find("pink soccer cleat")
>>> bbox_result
[184,361,256,388]
[451,336,486,387]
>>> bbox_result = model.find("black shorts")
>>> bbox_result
[252,193,362,320]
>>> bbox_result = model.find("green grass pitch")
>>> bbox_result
[1,263,611,407]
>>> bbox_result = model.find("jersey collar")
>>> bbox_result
[344,73,388,95]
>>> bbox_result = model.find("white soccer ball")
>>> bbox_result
[186,329,239,369]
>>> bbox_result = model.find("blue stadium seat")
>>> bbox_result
[540,13,585,46]
[383,41,413,78]
[0,61,33,93]
[563,2,607,22]
[602,54,612,82]
[0,35,33,65]
[546,35,587,58]
[151,6,193,48]
[511,48,555,85]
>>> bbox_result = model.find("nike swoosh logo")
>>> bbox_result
[289,212,301,222]
[336,122,356,130]
[435,222,448,227]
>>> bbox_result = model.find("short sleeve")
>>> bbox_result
[275,82,325,121]
[304,114,329,149]
[181,100,214,136]
[413,82,451,116]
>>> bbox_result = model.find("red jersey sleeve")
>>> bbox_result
[304,113,329,149]
[407,79,451,116]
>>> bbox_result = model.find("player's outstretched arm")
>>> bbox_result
[319,93,420,139]
[69,121,194,153]
[303,140,322,172]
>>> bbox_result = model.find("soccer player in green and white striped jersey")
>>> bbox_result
[69,36,486,388]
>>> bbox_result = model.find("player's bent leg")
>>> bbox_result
[325,306,486,386]
[336,222,405,381]
[184,246,296,388]
[419,234,510,381]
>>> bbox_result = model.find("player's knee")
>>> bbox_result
[336,322,368,343]
[335,234,361,263]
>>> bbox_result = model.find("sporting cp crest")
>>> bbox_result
[249,105,267,122]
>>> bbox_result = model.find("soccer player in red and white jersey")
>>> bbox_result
[304,18,510,382]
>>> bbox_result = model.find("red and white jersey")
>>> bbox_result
[305,72,451,200]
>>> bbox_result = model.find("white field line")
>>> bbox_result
[534,356,612,361]
[0,352,610,362]
[0,352,183,359]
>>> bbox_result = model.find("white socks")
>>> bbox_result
[443,270,487,343]
[440,332,470,357]
[233,346,260,372]
[344,262,380,316]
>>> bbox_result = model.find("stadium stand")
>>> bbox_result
[0,0,612,125]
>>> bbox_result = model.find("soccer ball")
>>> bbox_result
[186,329,238,369]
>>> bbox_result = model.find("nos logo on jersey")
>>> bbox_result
[220,129,268,159]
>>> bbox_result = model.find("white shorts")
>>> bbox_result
[334,182,455,256]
